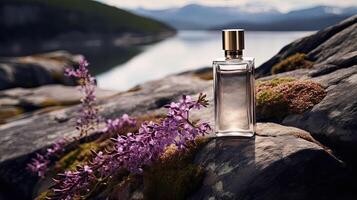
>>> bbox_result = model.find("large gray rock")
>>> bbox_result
[0,51,80,90]
[282,65,357,164]
[190,123,353,200]
[254,15,357,165]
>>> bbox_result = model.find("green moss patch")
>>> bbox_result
[143,139,208,200]
[256,77,326,121]
[271,53,313,74]
[256,77,295,89]
[56,141,103,171]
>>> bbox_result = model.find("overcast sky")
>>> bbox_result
[97,0,357,12]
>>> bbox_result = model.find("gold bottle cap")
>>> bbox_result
[222,29,245,51]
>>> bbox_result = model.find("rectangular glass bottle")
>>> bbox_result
[213,29,256,137]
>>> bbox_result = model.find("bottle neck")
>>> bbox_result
[225,50,243,59]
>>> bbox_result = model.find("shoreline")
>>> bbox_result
[0,31,176,57]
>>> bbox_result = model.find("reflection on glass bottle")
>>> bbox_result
[213,29,256,137]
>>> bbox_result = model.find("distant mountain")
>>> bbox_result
[217,6,357,31]
[133,4,357,30]
[217,15,352,31]
[0,0,175,53]
[134,3,281,30]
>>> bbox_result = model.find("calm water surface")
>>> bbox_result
[97,31,313,91]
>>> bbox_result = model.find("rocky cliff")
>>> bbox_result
[0,16,356,200]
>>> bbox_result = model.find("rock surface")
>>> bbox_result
[0,84,118,123]
[190,123,353,200]
[257,15,357,77]
[1,68,356,199]
[0,51,80,90]
[256,15,357,165]
[0,74,210,199]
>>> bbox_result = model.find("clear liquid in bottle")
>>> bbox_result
[213,29,256,137]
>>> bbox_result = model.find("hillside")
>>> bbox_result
[0,0,175,55]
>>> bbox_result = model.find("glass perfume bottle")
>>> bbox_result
[213,29,256,137]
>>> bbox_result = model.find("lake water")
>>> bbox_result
[97,31,313,91]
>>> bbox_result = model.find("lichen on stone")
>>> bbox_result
[256,77,326,121]
[271,53,313,74]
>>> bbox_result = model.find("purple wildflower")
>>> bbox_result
[50,94,211,199]
[27,139,67,178]
[28,58,98,178]
[65,58,99,137]
[27,154,50,178]
[103,114,136,134]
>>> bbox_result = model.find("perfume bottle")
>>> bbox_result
[213,29,256,137]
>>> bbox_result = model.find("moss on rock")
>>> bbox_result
[256,89,290,121]
[104,139,209,200]
[143,138,208,200]
[276,80,327,113]
[256,77,326,121]
[256,77,295,89]
[56,141,103,171]
[271,53,313,74]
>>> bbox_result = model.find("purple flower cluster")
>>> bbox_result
[27,139,67,177]
[65,58,99,137]
[103,114,136,134]
[50,94,211,199]
[28,58,99,178]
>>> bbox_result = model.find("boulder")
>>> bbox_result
[282,65,357,165]
[190,123,354,200]
[0,51,80,90]
[254,15,357,165]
